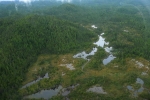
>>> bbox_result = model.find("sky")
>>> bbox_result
[0,0,73,3]
[0,0,29,3]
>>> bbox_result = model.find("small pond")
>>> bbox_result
[127,78,145,97]
[73,32,116,65]
[103,54,116,65]
[24,84,79,99]
[73,47,97,60]
[22,73,49,89]
[24,85,62,100]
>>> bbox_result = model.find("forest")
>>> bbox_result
[0,0,150,100]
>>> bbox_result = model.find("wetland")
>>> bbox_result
[0,0,150,100]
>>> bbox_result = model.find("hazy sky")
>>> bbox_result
[0,0,29,2]
[0,0,73,3]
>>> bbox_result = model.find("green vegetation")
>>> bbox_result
[0,14,96,99]
[0,0,150,100]
[87,47,107,70]
[19,78,61,96]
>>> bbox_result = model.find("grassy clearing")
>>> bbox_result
[19,54,87,96]
[22,54,81,85]
[51,55,149,99]
[22,54,54,85]
[20,52,150,100]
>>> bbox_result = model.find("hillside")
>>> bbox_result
[0,14,96,99]
[0,1,150,100]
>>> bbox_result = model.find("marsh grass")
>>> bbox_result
[20,49,150,100]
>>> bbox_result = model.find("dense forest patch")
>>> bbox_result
[0,14,96,99]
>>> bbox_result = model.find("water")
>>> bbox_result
[24,85,63,100]
[104,47,112,53]
[136,78,144,85]
[73,32,106,61]
[91,25,97,29]
[96,34,116,65]
[21,73,49,89]
[93,35,105,47]
[73,47,97,60]
[89,47,98,55]
[127,78,145,97]
[101,33,105,35]
[137,87,144,93]
[103,46,116,65]
[103,55,116,65]
[73,32,116,65]
[127,85,134,91]
[62,90,70,96]
[61,84,79,96]
[24,84,79,99]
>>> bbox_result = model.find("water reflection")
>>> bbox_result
[136,78,144,85]
[22,73,49,89]
[104,47,112,53]
[103,55,116,65]
[127,78,145,97]
[24,84,79,99]
[61,84,79,96]
[127,85,134,91]
[73,47,97,60]
[91,25,97,29]
[73,32,116,65]
[24,85,62,100]
[93,35,105,47]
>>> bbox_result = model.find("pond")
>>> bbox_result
[93,35,106,47]
[21,73,49,89]
[24,84,79,99]
[61,84,79,96]
[24,85,63,100]
[127,78,145,97]
[73,47,97,60]
[91,25,98,29]
[73,32,116,65]
[103,54,116,65]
